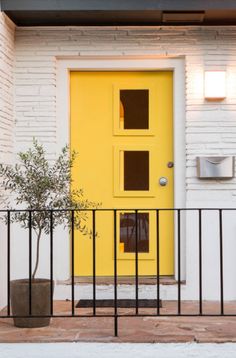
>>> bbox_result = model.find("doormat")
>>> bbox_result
[76,299,162,308]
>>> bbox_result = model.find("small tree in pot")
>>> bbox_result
[0,139,97,328]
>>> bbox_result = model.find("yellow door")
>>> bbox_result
[70,71,174,276]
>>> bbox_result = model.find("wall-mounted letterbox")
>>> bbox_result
[197,156,234,179]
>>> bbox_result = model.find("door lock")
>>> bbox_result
[159,177,168,186]
[167,161,174,168]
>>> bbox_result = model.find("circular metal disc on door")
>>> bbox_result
[159,177,168,186]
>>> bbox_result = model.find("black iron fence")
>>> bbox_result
[0,208,236,336]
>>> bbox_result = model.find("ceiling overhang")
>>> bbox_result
[2,0,236,26]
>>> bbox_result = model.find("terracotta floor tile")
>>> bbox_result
[1,300,236,343]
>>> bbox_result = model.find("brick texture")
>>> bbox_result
[0,13,15,165]
[0,12,15,308]
[14,26,236,203]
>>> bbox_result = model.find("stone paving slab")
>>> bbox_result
[1,301,236,343]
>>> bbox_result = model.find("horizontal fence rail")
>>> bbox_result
[0,208,236,336]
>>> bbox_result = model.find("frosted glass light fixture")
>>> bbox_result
[204,71,226,100]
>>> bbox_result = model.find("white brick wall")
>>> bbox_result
[0,24,233,303]
[0,12,15,308]
[14,26,236,204]
[0,13,15,164]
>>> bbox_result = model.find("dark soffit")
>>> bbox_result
[2,0,236,26]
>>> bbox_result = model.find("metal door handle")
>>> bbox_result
[159,177,168,186]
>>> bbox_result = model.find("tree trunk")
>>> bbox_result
[32,229,42,279]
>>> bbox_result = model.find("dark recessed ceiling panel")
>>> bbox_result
[2,0,236,12]
[2,0,236,26]
[4,11,164,26]
[162,12,205,23]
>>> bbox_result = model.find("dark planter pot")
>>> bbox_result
[10,278,54,328]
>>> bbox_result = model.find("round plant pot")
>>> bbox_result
[10,278,54,328]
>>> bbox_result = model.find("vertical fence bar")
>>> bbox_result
[177,209,181,315]
[114,210,118,337]
[50,210,54,316]
[156,209,160,315]
[135,209,139,315]
[199,209,203,315]
[219,209,224,315]
[7,210,10,316]
[29,210,32,316]
[71,210,75,316]
[92,210,96,316]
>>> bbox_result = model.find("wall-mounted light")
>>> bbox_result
[204,71,226,100]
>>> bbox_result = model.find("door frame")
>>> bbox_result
[56,56,186,280]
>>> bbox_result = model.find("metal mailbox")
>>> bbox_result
[197,156,234,179]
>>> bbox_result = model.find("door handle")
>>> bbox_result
[159,177,168,186]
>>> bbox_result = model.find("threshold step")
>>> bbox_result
[59,276,186,286]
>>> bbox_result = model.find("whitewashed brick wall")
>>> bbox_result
[14,26,236,205]
[0,12,15,308]
[0,13,15,165]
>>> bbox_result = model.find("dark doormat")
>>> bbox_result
[76,299,162,308]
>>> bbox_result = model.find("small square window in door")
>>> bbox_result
[120,212,149,253]
[124,151,149,191]
[120,90,149,130]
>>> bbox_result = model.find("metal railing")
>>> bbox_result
[0,208,235,336]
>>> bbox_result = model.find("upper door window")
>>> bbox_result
[113,85,157,136]
[120,90,149,130]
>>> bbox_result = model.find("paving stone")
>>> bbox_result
[0,300,236,343]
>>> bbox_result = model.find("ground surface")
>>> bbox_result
[1,301,236,343]
[0,343,236,358]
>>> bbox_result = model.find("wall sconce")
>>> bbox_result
[204,71,226,100]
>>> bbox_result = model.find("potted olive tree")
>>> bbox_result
[0,139,97,328]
